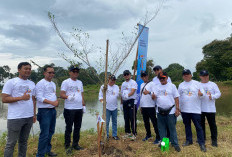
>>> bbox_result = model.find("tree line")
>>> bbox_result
[1,35,232,89]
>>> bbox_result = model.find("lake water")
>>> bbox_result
[0,98,125,135]
[0,86,231,135]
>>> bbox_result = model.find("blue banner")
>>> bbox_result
[136,24,149,108]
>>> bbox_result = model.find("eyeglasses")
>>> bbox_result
[159,77,165,80]
[124,73,130,76]
[48,72,55,74]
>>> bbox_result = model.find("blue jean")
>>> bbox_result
[181,112,205,145]
[157,113,179,146]
[36,108,56,157]
[106,108,118,137]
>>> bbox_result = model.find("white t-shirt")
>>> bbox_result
[2,77,35,119]
[99,84,119,111]
[153,83,179,114]
[200,81,221,113]
[121,79,138,100]
[36,79,57,108]
[153,76,172,85]
[140,82,156,108]
[178,80,204,114]
[61,78,84,109]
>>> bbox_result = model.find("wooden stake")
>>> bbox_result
[133,44,139,80]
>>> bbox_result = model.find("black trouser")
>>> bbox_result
[123,99,137,135]
[141,107,160,140]
[201,112,217,142]
[63,109,83,148]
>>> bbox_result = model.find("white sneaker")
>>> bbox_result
[122,133,131,139]
[130,135,136,141]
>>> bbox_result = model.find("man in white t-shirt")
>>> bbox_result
[121,70,138,140]
[140,71,160,144]
[152,65,172,138]
[99,75,120,140]
[152,65,172,85]
[199,70,221,147]
[144,72,181,152]
[2,62,36,157]
[178,69,206,152]
[60,66,86,154]
[36,66,59,157]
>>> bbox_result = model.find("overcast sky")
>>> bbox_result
[0,0,231,74]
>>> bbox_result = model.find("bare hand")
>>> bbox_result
[208,92,212,100]
[33,115,37,123]
[143,89,150,95]
[175,109,180,117]
[21,91,30,100]
[198,90,203,96]
[100,99,103,103]
[151,93,156,100]
[52,100,59,107]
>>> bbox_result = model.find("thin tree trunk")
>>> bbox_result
[102,39,109,144]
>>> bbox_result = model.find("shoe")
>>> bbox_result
[73,145,84,150]
[200,144,207,152]
[174,146,181,152]
[182,141,193,146]
[153,138,160,144]
[113,136,120,140]
[130,135,136,141]
[212,141,218,147]
[122,133,131,139]
[46,152,57,156]
[65,147,72,155]
[142,135,152,141]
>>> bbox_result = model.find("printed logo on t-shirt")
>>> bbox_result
[47,86,55,93]
[204,88,211,95]
[17,85,30,94]
[157,89,168,96]
[183,88,193,96]
[107,89,114,95]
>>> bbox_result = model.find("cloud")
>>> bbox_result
[0,24,51,47]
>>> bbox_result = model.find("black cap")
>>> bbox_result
[158,72,168,79]
[182,69,191,75]
[109,75,116,80]
[200,70,209,76]
[153,65,162,71]
[141,71,148,77]
[123,70,131,76]
[69,65,80,71]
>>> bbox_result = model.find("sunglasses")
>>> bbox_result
[154,69,160,71]
[48,72,55,74]
[159,77,165,80]
[124,73,130,76]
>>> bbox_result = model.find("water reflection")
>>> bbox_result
[0,98,125,135]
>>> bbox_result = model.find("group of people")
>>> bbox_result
[100,65,221,153]
[1,62,221,157]
[2,62,85,157]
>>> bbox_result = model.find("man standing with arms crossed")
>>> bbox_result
[60,66,86,155]
[199,70,221,147]
[36,66,58,157]
[99,75,120,140]
[140,71,160,144]
[2,62,36,157]
[121,70,138,140]
[178,69,206,152]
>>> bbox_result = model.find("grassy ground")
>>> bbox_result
[0,115,232,157]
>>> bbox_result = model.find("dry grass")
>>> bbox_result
[0,116,232,157]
